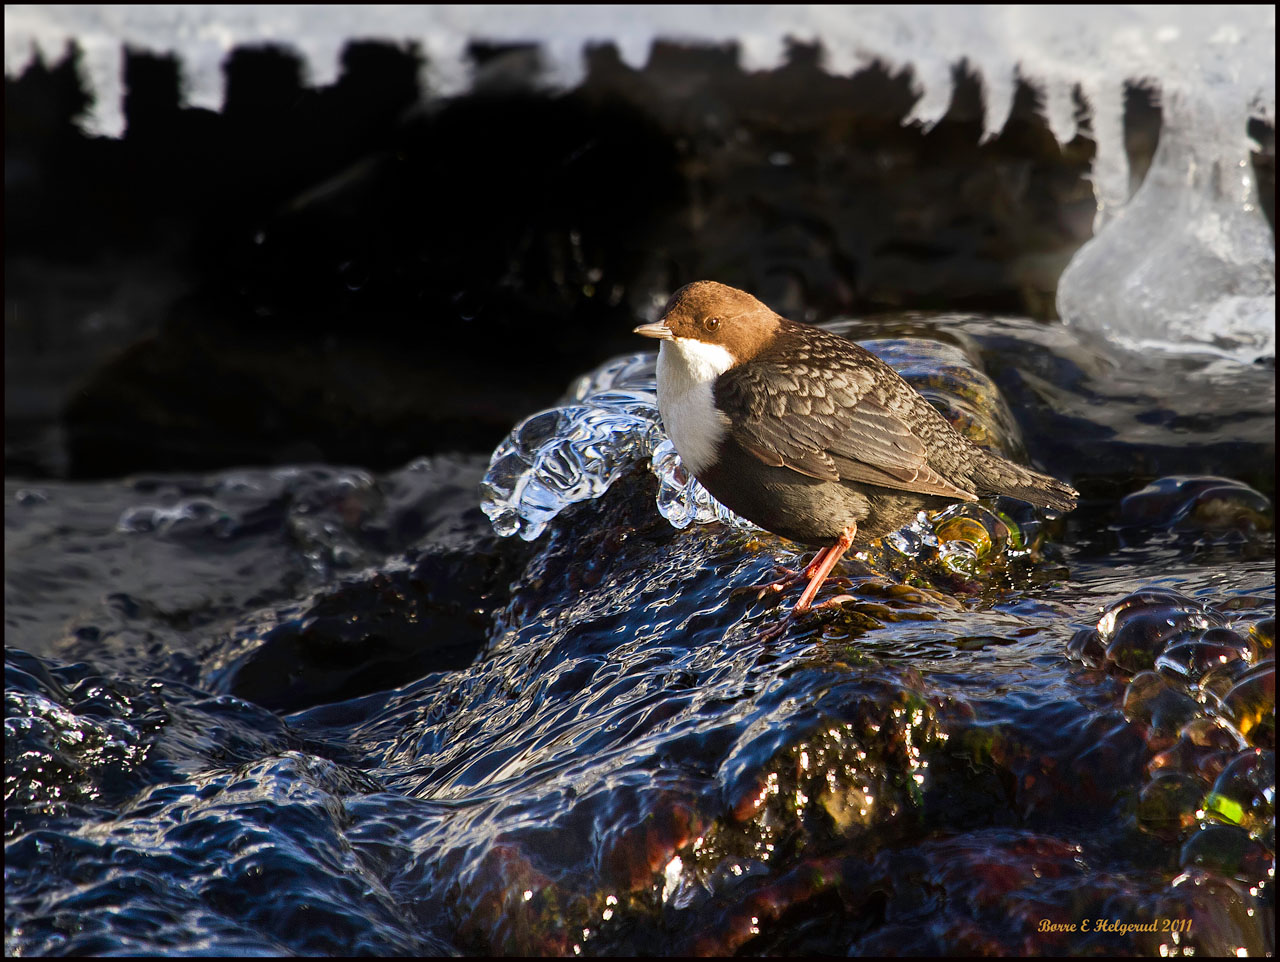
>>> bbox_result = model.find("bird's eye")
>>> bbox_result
[703,317,721,333]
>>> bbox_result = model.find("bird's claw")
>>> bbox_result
[752,614,794,644]
[750,564,806,602]
[754,581,788,601]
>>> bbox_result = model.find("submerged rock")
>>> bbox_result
[1119,475,1273,540]
[1065,585,1275,905]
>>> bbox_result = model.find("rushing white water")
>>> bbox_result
[5,4,1275,359]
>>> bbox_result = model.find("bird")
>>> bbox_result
[634,280,1078,614]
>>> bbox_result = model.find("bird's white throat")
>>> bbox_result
[655,338,734,476]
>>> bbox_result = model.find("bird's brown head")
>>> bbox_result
[633,280,781,363]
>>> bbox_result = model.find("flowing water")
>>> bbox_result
[6,314,1273,956]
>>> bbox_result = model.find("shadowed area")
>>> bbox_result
[4,37,1133,480]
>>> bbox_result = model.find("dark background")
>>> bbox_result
[6,36,1272,481]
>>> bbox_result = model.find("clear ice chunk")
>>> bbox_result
[883,511,939,558]
[480,351,753,540]
[651,439,754,531]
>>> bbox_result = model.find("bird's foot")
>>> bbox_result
[751,592,855,643]
[752,616,793,644]
[751,548,834,603]
[751,566,803,602]
[748,527,860,640]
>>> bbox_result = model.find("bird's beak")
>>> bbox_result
[633,320,674,340]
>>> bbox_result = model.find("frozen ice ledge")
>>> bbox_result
[480,331,1028,543]
[5,7,1272,222]
[7,7,1273,363]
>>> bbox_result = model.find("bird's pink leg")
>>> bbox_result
[800,549,835,581]
[792,523,857,613]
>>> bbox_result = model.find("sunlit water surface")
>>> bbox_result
[5,315,1274,956]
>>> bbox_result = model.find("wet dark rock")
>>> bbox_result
[1066,589,1237,677]
[1055,583,1275,900]
[850,830,1271,957]
[5,648,296,836]
[1249,617,1275,658]
[1080,588,1276,756]
[1147,717,1241,784]
[5,457,494,684]
[1205,749,1275,840]
[1067,626,1108,667]
[212,535,533,713]
[1156,871,1274,958]
[1119,475,1273,538]
[1105,607,1227,674]
[1122,671,1203,743]
[4,23,1275,959]
[5,655,447,955]
[1220,663,1276,750]
[968,323,1277,496]
[1155,627,1254,680]
[1137,772,1208,839]
[1198,657,1260,702]
[1180,824,1274,885]
[6,458,1275,955]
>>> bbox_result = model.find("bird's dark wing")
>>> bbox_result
[715,350,977,501]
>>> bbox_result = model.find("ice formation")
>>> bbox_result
[1054,13,1276,363]
[6,5,1275,361]
[479,352,751,541]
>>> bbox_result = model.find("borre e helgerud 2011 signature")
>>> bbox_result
[1039,919,1193,936]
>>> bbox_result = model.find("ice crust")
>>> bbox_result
[1057,85,1275,364]
[479,352,752,542]
[6,6,1270,212]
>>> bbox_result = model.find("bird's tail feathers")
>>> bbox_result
[976,459,1078,512]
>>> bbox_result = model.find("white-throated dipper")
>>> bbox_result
[635,280,1078,613]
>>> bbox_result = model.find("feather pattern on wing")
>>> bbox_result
[713,325,979,501]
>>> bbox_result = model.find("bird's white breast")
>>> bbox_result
[655,338,734,476]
